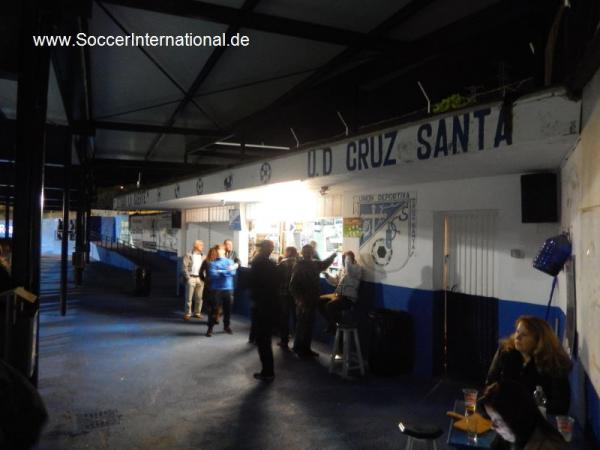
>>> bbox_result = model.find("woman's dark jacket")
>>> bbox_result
[486,347,570,415]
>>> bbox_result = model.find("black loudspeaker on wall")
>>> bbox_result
[171,211,182,229]
[521,173,558,223]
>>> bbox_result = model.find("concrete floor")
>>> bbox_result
[33,257,594,450]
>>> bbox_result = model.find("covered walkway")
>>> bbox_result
[34,257,595,449]
[34,256,457,449]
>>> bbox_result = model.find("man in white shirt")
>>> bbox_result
[182,240,205,320]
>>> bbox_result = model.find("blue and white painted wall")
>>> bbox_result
[556,67,600,443]
[41,218,75,256]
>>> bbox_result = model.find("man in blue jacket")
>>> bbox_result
[206,244,238,337]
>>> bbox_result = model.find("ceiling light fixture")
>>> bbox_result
[214,141,290,150]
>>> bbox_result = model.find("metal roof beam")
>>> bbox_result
[100,0,403,49]
[234,0,545,136]
[231,0,438,135]
[143,0,261,160]
[91,158,211,170]
[93,120,223,137]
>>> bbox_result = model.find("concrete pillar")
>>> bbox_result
[11,0,53,384]
[60,136,71,316]
[233,204,249,266]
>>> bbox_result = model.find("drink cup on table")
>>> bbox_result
[462,388,478,415]
[556,415,574,442]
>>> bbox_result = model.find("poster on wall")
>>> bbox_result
[129,213,178,253]
[229,209,242,231]
[353,191,416,273]
[343,217,363,238]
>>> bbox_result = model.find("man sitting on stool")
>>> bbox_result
[182,240,205,320]
[319,251,361,333]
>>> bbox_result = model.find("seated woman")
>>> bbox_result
[486,315,572,415]
[481,381,568,450]
[319,251,361,333]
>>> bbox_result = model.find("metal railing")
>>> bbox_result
[89,231,146,267]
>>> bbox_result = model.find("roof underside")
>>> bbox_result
[0,0,598,204]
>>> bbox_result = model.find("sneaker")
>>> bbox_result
[183,314,191,321]
[253,373,275,382]
[224,327,233,334]
[205,329,213,337]
[194,313,203,319]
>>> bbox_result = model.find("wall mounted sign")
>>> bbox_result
[259,162,272,184]
[224,174,233,191]
[228,208,242,231]
[353,191,416,273]
[113,92,579,210]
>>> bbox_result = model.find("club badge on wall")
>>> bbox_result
[353,191,417,273]
[196,177,204,195]
[224,174,233,191]
[259,162,272,184]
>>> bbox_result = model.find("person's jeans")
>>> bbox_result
[293,295,317,354]
[208,290,233,329]
[255,308,275,375]
[184,277,204,315]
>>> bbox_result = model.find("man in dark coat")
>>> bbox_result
[289,245,336,358]
[249,240,279,381]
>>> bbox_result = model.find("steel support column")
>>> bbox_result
[3,199,8,238]
[11,0,52,384]
[74,206,85,286]
[60,138,71,316]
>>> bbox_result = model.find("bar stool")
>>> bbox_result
[398,421,443,450]
[329,316,366,379]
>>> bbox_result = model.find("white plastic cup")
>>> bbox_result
[462,388,478,415]
[556,415,574,442]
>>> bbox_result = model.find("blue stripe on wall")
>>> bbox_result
[498,299,565,340]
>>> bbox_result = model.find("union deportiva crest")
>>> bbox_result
[353,191,416,273]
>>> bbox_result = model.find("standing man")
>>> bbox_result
[224,239,240,264]
[250,240,279,381]
[206,244,237,337]
[182,240,204,321]
[276,246,298,350]
[289,245,336,358]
